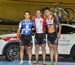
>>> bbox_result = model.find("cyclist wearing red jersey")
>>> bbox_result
[32,9,47,65]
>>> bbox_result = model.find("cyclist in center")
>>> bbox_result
[32,9,47,65]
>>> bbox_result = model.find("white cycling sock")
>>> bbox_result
[28,60,32,65]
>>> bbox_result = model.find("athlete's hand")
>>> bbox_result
[17,37,20,42]
[17,33,21,42]
[57,33,61,39]
[32,16,36,20]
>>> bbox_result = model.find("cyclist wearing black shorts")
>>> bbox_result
[44,8,61,65]
[17,11,34,65]
[32,9,47,65]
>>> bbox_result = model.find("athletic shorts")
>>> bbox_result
[35,33,46,45]
[20,34,32,46]
[47,32,58,45]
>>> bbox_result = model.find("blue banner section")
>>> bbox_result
[0,60,75,65]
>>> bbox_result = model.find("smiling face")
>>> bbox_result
[44,9,52,18]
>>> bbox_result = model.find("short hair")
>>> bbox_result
[41,7,51,12]
[36,9,42,12]
[24,10,31,15]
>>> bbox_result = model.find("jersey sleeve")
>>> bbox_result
[43,18,47,26]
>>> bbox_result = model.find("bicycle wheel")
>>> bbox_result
[64,8,74,22]
[60,8,70,22]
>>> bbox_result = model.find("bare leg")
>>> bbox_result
[41,44,46,65]
[20,46,24,64]
[27,46,32,61]
[34,44,40,63]
[48,44,54,63]
[41,44,46,62]
[35,44,40,61]
[54,45,58,63]
[27,46,32,65]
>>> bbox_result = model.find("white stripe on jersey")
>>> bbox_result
[35,18,43,33]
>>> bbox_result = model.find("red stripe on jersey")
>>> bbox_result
[33,17,46,33]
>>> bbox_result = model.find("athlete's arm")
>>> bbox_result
[56,16,62,39]
[43,18,48,34]
[31,20,35,35]
[57,24,62,39]
[32,17,36,34]
[54,15,62,39]
[17,22,21,42]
